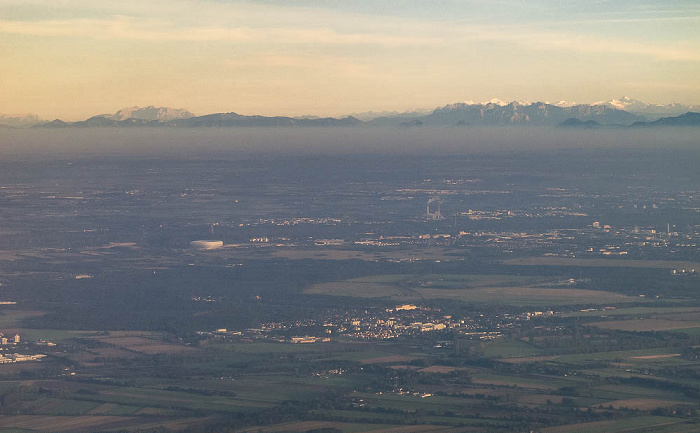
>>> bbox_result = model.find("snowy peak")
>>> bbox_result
[108,106,195,122]
[482,98,508,106]
[0,113,44,128]
[551,100,578,108]
[438,97,698,121]
[477,98,532,106]
[593,97,700,119]
[593,96,642,110]
[348,108,431,121]
[442,98,522,110]
[425,99,646,127]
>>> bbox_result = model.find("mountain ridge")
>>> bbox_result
[37,112,364,129]
[402,101,646,127]
[631,112,700,127]
[0,113,45,128]
[592,97,700,120]
[12,100,700,129]
[107,106,195,122]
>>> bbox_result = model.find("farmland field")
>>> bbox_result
[7,319,695,433]
[503,257,700,269]
[0,415,147,433]
[590,318,700,332]
[305,274,639,305]
[540,416,686,433]
[562,306,700,318]
[554,347,685,363]
[0,310,45,328]
[595,398,688,410]
[234,422,477,433]
[481,339,546,358]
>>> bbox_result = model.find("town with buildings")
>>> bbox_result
[198,303,562,345]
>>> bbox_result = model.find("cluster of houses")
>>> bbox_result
[0,333,20,345]
[0,333,46,363]
[200,304,559,345]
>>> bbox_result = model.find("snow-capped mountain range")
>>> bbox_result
[0,106,195,128]
[363,97,699,124]
[1,99,698,128]
[436,97,699,120]
[105,106,195,122]
[591,97,700,118]
[403,100,646,127]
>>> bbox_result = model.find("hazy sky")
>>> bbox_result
[1,0,699,120]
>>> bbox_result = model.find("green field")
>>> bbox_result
[306,274,639,305]
[676,327,700,336]
[481,339,546,358]
[233,421,463,433]
[590,318,700,332]
[469,372,581,390]
[503,257,700,270]
[211,341,334,354]
[0,310,45,328]
[541,416,687,433]
[9,329,99,342]
[587,384,688,401]
[0,428,39,433]
[562,306,700,318]
[554,347,685,363]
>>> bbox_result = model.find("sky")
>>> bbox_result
[1,0,699,120]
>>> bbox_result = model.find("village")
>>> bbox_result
[198,303,557,345]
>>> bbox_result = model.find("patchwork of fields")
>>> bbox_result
[0,265,698,432]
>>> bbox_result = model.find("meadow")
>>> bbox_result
[306,274,640,306]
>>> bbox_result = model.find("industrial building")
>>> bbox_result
[189,240,224,250]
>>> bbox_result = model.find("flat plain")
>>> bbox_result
[306,274,639,305]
